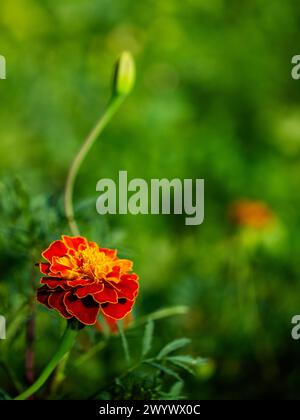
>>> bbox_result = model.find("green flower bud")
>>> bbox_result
[113,51,135,97]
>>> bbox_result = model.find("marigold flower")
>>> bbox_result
[37,236,139,325]
[229,200,275,229]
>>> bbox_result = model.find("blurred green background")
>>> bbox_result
[1,0,300,399]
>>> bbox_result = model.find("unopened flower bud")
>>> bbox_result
[113,51,135,97]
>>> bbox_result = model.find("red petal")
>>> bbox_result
[42,240,68,262]
[64,292,100,325]
[75,283,104,298]
[107,266,121,280]
[93,285,118,304]
[88,241,98,249]
[67,278,91,287]
[37,286,51,308]
[39,263,51,275]
[48,291,72,319]
[62,235,88,251]
[121,273,139,282]
[116,275,139,300]
[101,298,134,320]
[99,248,117,259]
[40,277,68,289]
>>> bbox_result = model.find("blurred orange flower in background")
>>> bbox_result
[228,200,275,229]
[37,236,139,325]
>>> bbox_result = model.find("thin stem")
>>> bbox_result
[49,352,70,397]
[14,324,78,400]
[25,282,36,387]
[117,322,131,365]
[25,314,35,386]
[64,95,124,235]
[129,306,189,329]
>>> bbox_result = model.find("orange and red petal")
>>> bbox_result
[62,235,88,251]
[50,257,78,279]
[93,285,118,304]
[88,241,98,249]
[64,292,100,325]
[121,273,139,282]
[50,257,73,275]
[40,263,51,275]
[116,276,139,301]
[75,283,104,299]
[40,277,68,289]
[48,291,72,319]
[107,266,121,283]
[117,259,133,273]
[101,298,134,320]
[37,286,51,309]
[67,278,91,288]
[42,240,68,263]
[100,248,117,259]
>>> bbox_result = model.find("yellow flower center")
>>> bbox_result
[79,247,114,281]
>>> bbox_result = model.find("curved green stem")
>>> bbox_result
[64,95,125,235]
[49,352,70,397]
[14,324,78,400]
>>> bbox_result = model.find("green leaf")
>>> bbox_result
[167,359,195,375]
[157,338,191,360]
[167,355,195,364]
[168,355,207,365]
[146,361,182,381]
[169,381,184,398]
[167,355,207,375]
[159,381,185,400]
[142,320,154,357]
[0,389,12,400]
